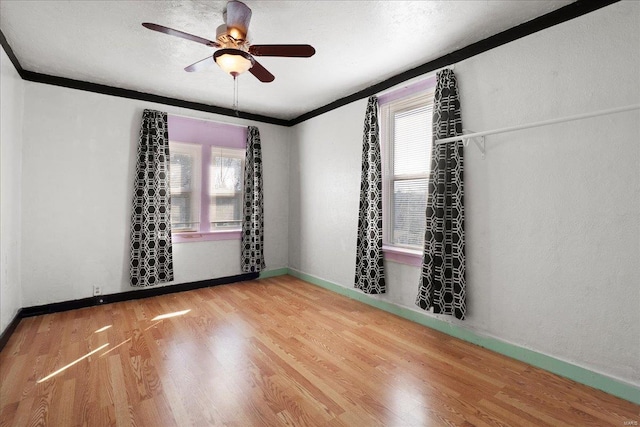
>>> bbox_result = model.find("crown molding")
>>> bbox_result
[1,0,619,127]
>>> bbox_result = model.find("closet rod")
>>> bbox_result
[435,103,640,145]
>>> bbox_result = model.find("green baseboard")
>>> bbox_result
[285,268,640,405]
[258,268,290,279]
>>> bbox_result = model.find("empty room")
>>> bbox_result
[1,0,638,425]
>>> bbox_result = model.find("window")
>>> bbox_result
[170,143,201,232]
[169,142,245,239]
[381,87,435,262]
[167,115,247,243]
[209,147,244,230]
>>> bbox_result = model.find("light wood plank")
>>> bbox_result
[1,275,637,426]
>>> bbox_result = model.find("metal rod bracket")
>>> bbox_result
[460,129,485,159]
[470,136,486,159]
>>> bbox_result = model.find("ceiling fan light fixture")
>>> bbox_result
[213,49,254,77]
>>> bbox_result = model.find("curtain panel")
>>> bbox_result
[242,126,266,273]
[130,109,174,287]
[354,96,386,294]
[416,69,467,319]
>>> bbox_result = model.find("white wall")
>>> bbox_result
[0,46,24,334]
[20,83,290,307]
[289,99,364,286]
[290,1,640,387]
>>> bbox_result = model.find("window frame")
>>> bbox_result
[167,115,247,244]
[209,146,245,231]
[169,141,202,233]
[380,85,436,266]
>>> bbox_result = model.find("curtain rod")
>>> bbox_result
[376,64,455,98]
[168,112,248,129]
[435,103,640,145]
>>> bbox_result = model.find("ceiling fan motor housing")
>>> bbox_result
[223,1,252,42]
[216,24,249,50]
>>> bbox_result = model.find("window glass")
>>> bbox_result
[382,90,434,249]
[393,106,432,176]
[169,143,201,232]
[392,178,428,247]
[209,147,244,230]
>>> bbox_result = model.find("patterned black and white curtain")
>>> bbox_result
[130,109,174,287]
[416,69,466,319]
[242,126,265,273]
[354,96,386,294]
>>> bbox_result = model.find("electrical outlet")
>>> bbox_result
[93,285,102,296]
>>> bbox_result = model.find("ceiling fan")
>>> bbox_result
[142,0,315,83]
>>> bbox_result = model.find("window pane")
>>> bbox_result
[169,145,201,231]
[210,195,242,229]
[171,194,198,231]
[210,156,243,195]
[170,153,193,192]
[210,147,244,229]
[393,179,427,247]
[394,105,432,176]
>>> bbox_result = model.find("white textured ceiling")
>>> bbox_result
[0,1,573,120]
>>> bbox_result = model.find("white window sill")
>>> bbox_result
[382,245,423,267]
[173,230,241,243]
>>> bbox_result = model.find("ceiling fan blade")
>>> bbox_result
[249,45,316,58]
[184,56,215,72]
[249,59,275,83]
[142,23,219,47]
[224,1,252,40]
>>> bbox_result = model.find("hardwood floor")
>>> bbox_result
[1,275,637,426]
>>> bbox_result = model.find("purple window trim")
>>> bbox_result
[168,115,247,148]
[173,230,242,243]
[383,245,423,267]
[378,75,437,106]
[380,76,437,266]
[168,115,247,243]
